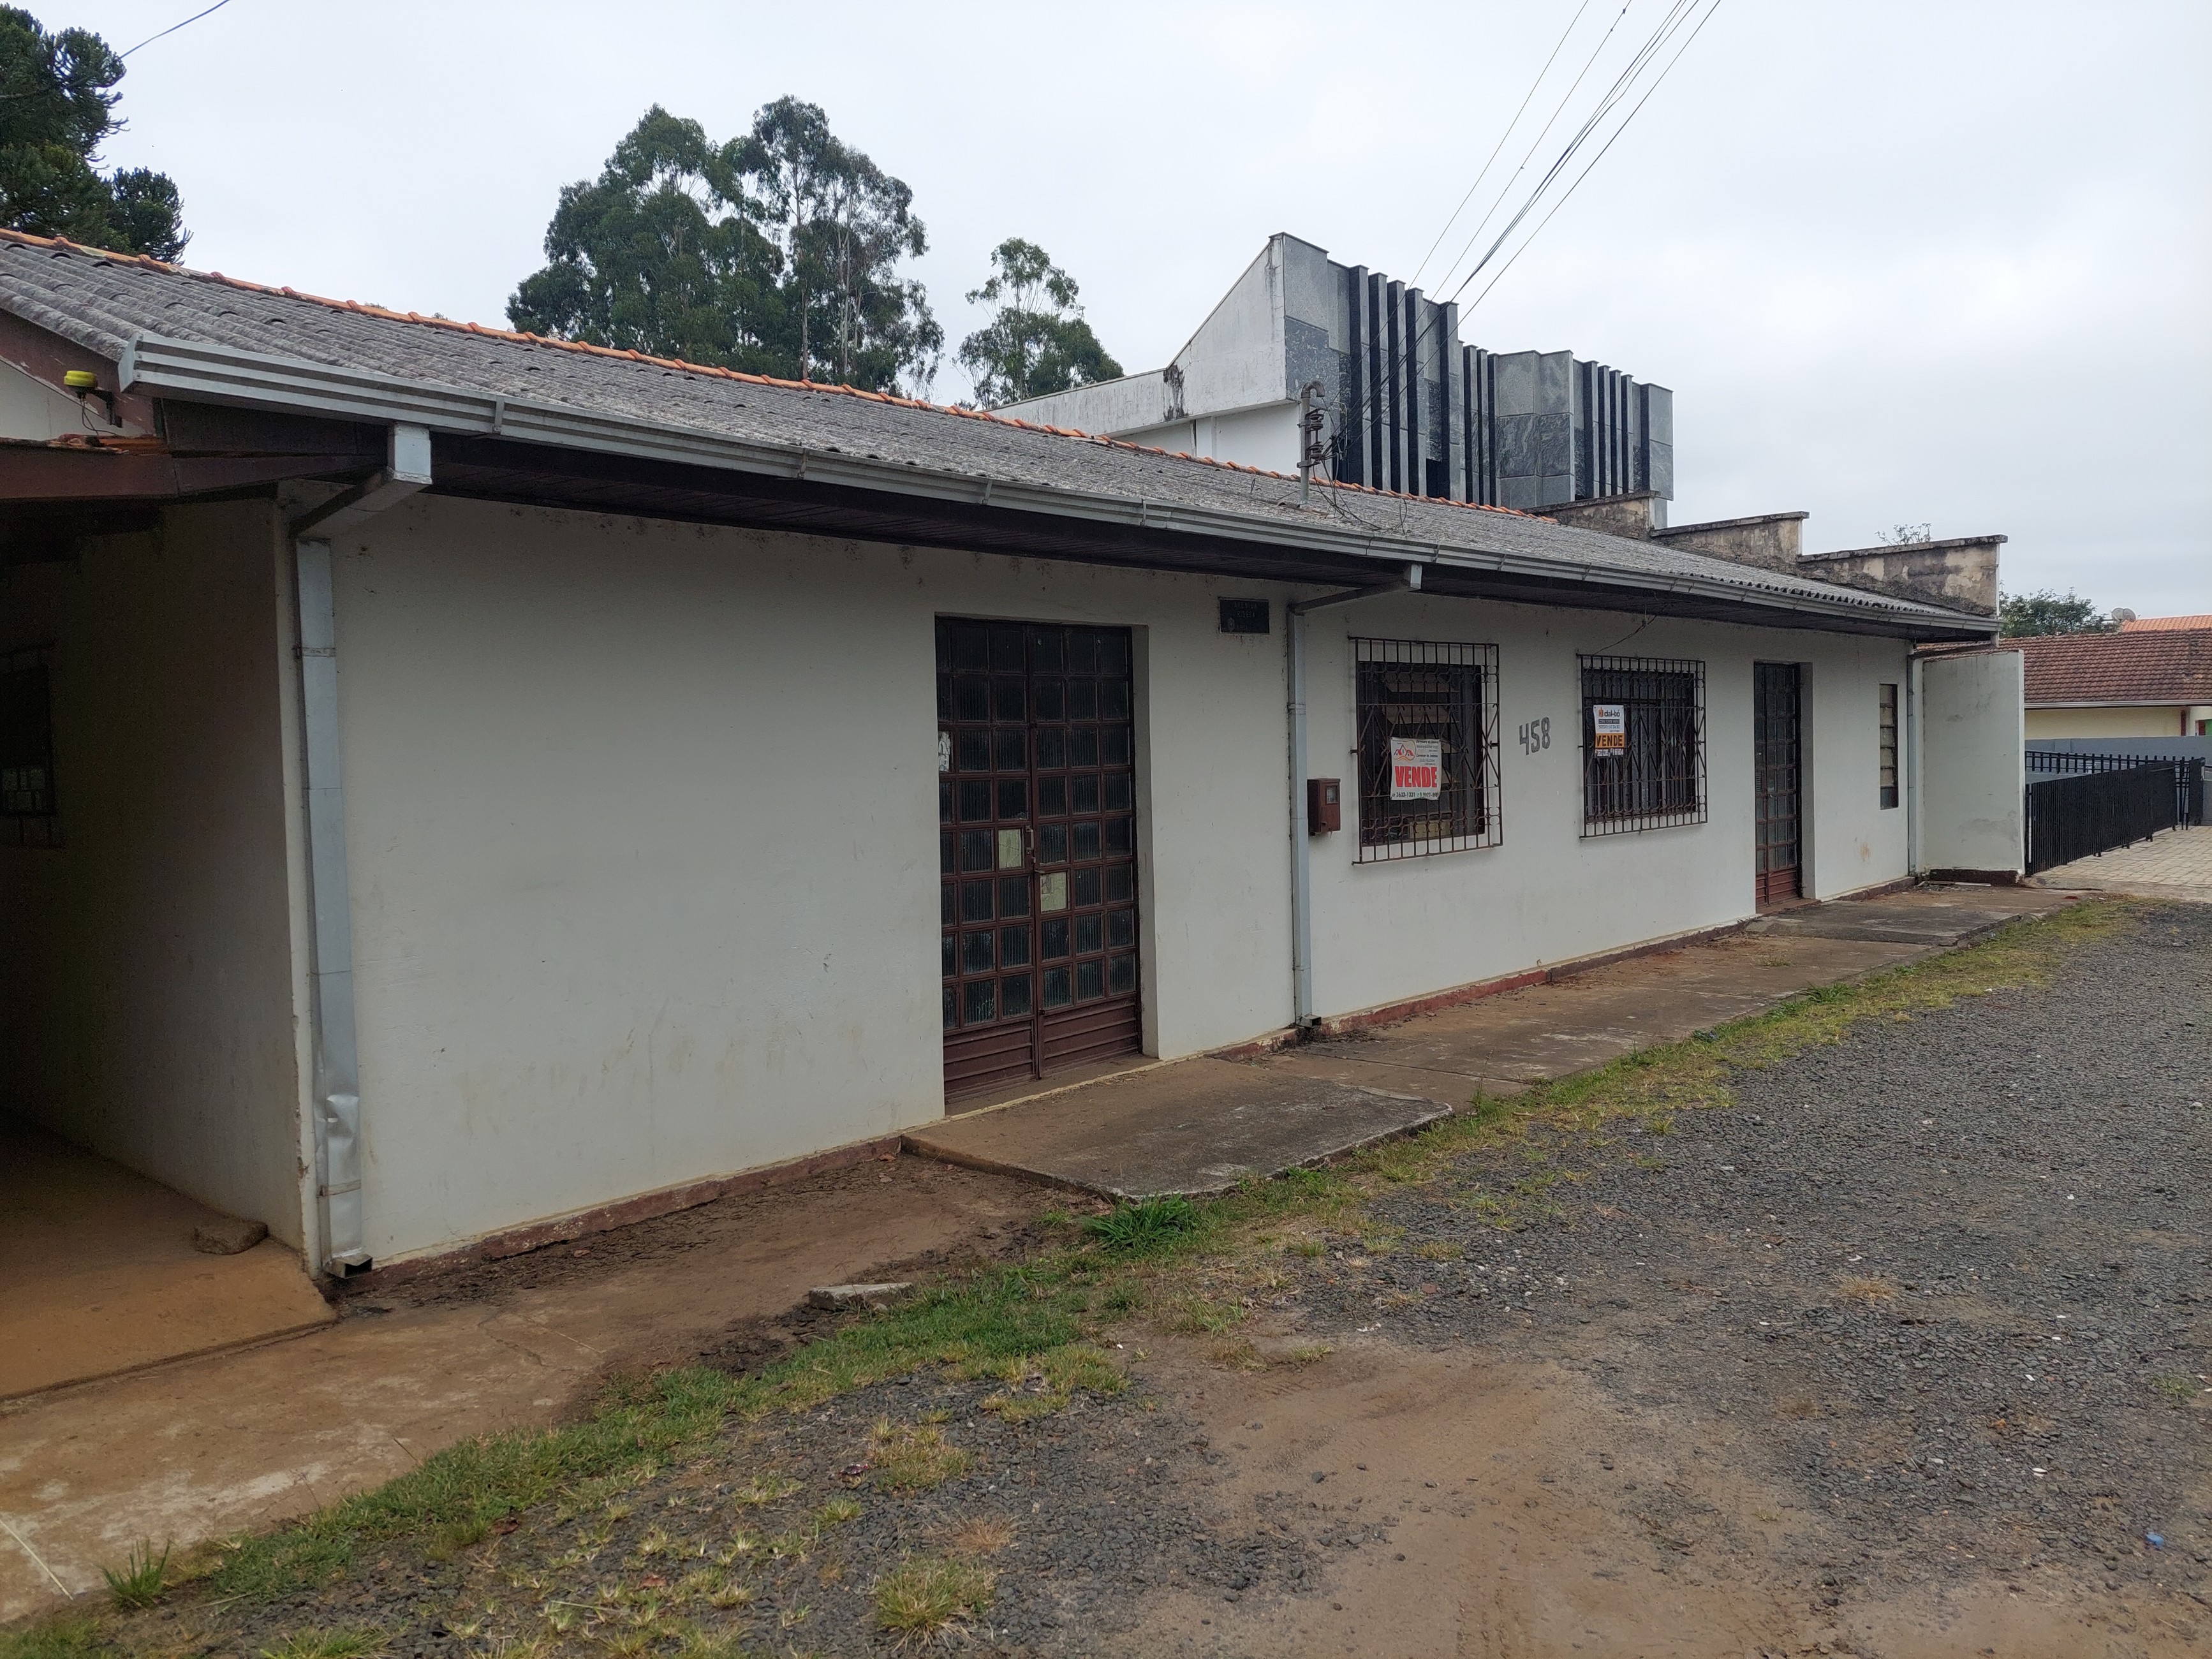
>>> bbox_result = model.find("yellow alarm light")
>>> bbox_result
[63,369,98,390]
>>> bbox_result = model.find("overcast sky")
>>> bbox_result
[64,0,2212,613]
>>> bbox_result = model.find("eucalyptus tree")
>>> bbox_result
[957,239,1121,407]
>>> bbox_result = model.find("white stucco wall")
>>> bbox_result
[1296,597,1911,1016]
[0,359,92,440]
[321,497,1924,1260]
[1919,650,2026,874]
[328,498,1297,1262]
[0,500,307,1242]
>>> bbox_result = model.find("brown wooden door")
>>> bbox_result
[1753,661,1803,907]
[938,619,1142,1102]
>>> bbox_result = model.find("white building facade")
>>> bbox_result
[0,232,2019,1275]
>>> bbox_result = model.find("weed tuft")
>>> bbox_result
[873,1556,995,1635]
[260,1629,387,1659]
[2149,1373,2198,1402]
[1083,1196,1201,1254]
[1838,1274,1899,1303]
[869,1420,971,1493]
[945,1516,1016,1558]
[100,1540,170,1609]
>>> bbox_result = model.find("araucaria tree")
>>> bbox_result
[509,98,940,397]
[957,239,1121,406]
[0,6,188,259]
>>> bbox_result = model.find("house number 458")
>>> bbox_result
[1517,718,1552,755]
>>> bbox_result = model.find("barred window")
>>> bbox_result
[1,646,59,848]
[1353,638,1501,860]
[1878,682,1899,809]
[1580,654,1704,835]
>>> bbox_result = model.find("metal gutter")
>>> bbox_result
[113,334,1996,643]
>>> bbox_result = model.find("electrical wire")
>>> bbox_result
[1443,0,1704,303]
[1459,0,1725,314]
[1406,0,1599,290]
[1429,0,1644,302]
[119,0,232,59]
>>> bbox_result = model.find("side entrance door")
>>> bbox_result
[938,619,1142,1102]
[1753,661,1803,907]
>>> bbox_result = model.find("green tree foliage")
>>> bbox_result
[957,238,1121,406]
[1998,588,2120,638]
[509,98,940,396]
[0,6,187,259]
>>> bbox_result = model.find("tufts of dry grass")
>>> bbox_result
[1838,1274,1901,1304]
[867,1421,971,1493]
[873,1556,995,1637]
[944,1516,1017,1558]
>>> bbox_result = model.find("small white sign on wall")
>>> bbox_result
[1390,735,1443,799]
[1593,704,1627,753]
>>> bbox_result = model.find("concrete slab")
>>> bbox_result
[904,887,2077,1201]
[0,1118,334,1401]
[1268,931,1928,1098]
[904,1059,1450,1200]
[1747,887,2070,947]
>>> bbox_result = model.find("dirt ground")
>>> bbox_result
[20,904,2208,1656]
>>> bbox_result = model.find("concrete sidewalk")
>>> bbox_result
[906,885,2071,1198]
[2035,823,2212,903]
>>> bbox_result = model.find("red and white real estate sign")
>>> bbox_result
[1390,736,1442,799]
[1593,703,1627,753]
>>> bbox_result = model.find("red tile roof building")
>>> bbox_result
[2008,627,2212,737]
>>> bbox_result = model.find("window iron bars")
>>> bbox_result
[1878,682,1899,809]
[1580,654,1706,836]
[1352,637,1501,861]
[0,646,59,848]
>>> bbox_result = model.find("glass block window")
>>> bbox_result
[1352,638,1501,860]
[1878,682,1899,809]
[1580,654,1706,835]
[1,647,59,848]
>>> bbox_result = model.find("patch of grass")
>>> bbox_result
[728,1473,800,1508]
[1282,1342,1334,1366]
[2149,1374,2199,1402]
[1207,1339,1267,1372]
[424,1517,489,1562]
[0,1614,109,1659]
[945,1516,1016,1557]
[1414,1239,1464,1262]
[1838,1274,1900,1303]
[100,1540,170,1609]
[868,1420,971,1493]
[1082,1196,1201,1254]
[816,1496,862,1525]
[873,1556,995,1636]
[259,1630,387,1659]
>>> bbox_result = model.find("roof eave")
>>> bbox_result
[110,332,1996,644]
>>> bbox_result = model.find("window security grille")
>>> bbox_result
[1353,638,1501,861]
[1,646,59,848]
[1580,654,1705,835]
[1878,682,1900,809]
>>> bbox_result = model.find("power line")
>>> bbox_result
[1444,0,1704,303]
[1429,0,1643,302]
[119,0,232,59]
[1406,0,1598,291]
[1460,0,1725,315]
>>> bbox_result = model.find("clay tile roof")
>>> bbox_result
[2120,614,2212,631]
[2007,628,2212,704]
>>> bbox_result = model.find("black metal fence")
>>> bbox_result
[2024,756,2203,874]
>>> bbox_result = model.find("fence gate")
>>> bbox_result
[2024,755,2200,874]
[1753,662,1803,906]
[938,619,1142,1102]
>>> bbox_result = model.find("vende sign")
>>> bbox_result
[1390,736,1442,800]
[1593,703,1627,753]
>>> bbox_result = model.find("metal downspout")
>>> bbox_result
[1286,565,1424,1032]
[1905,654,1922,877]
[289,425,430,1274]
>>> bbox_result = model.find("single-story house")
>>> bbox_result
[1,230,2024,1279]
[2009,626,2212,739]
